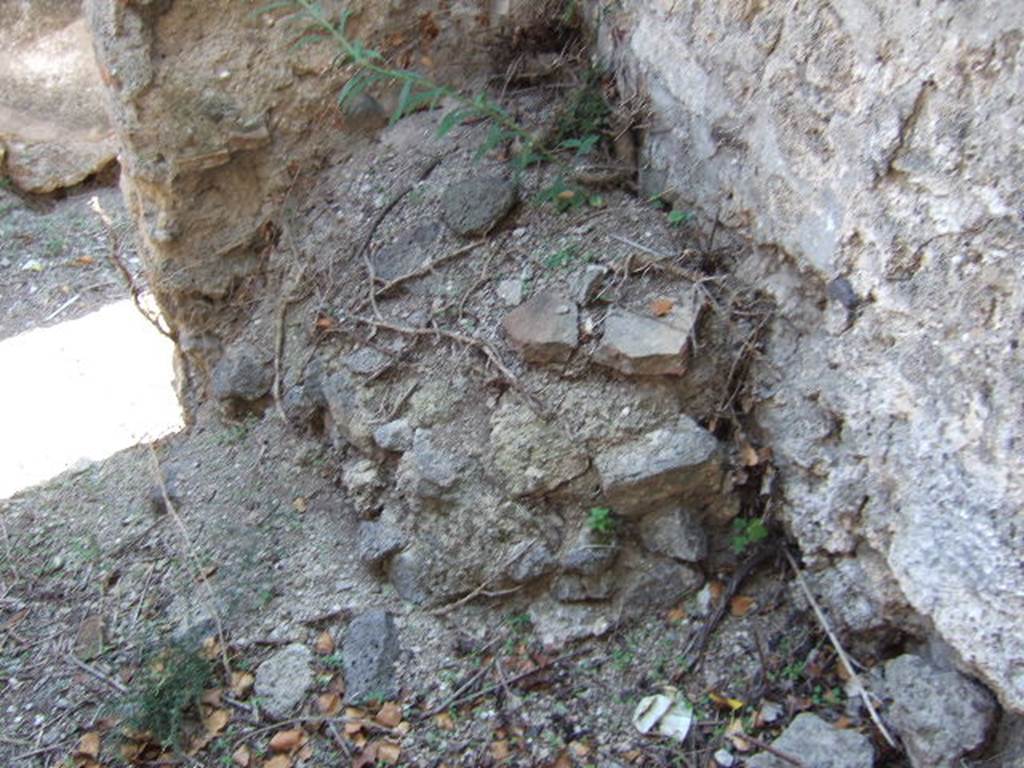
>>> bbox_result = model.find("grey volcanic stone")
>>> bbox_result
[594,305,698,376]
[638,506,707,563]
[441,175,517,237]
[357,521,406,571]
[561,528,620,577]
[619,558,703,620]
[211,347,273,401]
[373,418,413,453]
[748,713,874,768]
[322,370,374,451]
[594,416,722,513]
[502,292,579,364]
[343,611,400,703]
[552,572,616,602]
[282,382,325,427]
[504,541,556,584]
[254,643,313,719]
[883,654,997,768]
[396,429,468,501]
[487,399,589,496]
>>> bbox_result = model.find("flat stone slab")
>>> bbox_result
[594,298,701,376]
[748,713,874,768]
[0,12,116,192]
[883,654,997,768]
[502,291,579,364]
[594,416,722,513]
[441,175,518,237]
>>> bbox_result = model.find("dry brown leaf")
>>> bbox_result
[344,721,364,736]
[352,741,379,768]
[395,721,412,736]
[729,595,756,617]
[120,741,143,762]
[74,255,96,266]
[201,688,223,706]
[263,755,292,768]
[377,741,402,764]
[709,692,745,711]
[187,732,214,757]
[708,580,726,603]
[650,297,674,316]
[269,729,304,753]
[203,708,231,735]
[490,739,511,762]
[76,731,101,759]
[833,715,853,729]
[569,740,591,757]
[318,692,342,716]
[549,752,573,768]
[232,745,252,767]
[199,563,218,580]
[739,440,760,467]
[231,671,255,698]
[315,630,335,654]
[201,637,221,660]
[375,701,403,728]
[666,606,687,623]
[434,712,455,731]
[725,718,751,752]
[293,497,308,514]
[345,706,367,719]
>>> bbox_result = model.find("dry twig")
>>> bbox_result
[67,653,128,694]
[149,449,232,678]
[89,196,174,340]
[784,549,898,749]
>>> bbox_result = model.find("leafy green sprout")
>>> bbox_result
[587,507,616,537]
[124,643,214,749]
[667,209,692,227]
[730,517,768,555]
[258,1,610,206]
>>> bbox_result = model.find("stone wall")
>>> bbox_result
[587,0,1024,711]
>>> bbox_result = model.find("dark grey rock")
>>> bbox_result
[211,347,273,401]
[637,506,707,563]
[561,528,620,577]
[282,381,325,427]
[397,429,468,500]
[594,416,723,514]
[747,713,874,768]
[357,521,406,571]
[254,643,314,719]
[619,558,703,620]
[594,303,699,376]
[504,541,557,584]
[502,291,579,364]
[373,419,414,453]
[373,222,444,288]
[321,369,374,450]
[440,175,518,237]
[552,571,616,602]
[883,654,997,768]
[827,276,860,309]
[343,611,401,703]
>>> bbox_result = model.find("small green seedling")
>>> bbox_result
[587,507,616,537]
[124,643,214,748]
[730,517,768,554]
[667,209,692,227]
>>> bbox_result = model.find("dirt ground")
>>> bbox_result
[0,84,912,768]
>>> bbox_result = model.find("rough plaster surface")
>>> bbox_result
[590,0,1024,710]
[84,0,505,400]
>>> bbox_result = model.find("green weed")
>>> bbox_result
[586,507,616,537]
[729,517,768,555]
[124,642,214,749]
